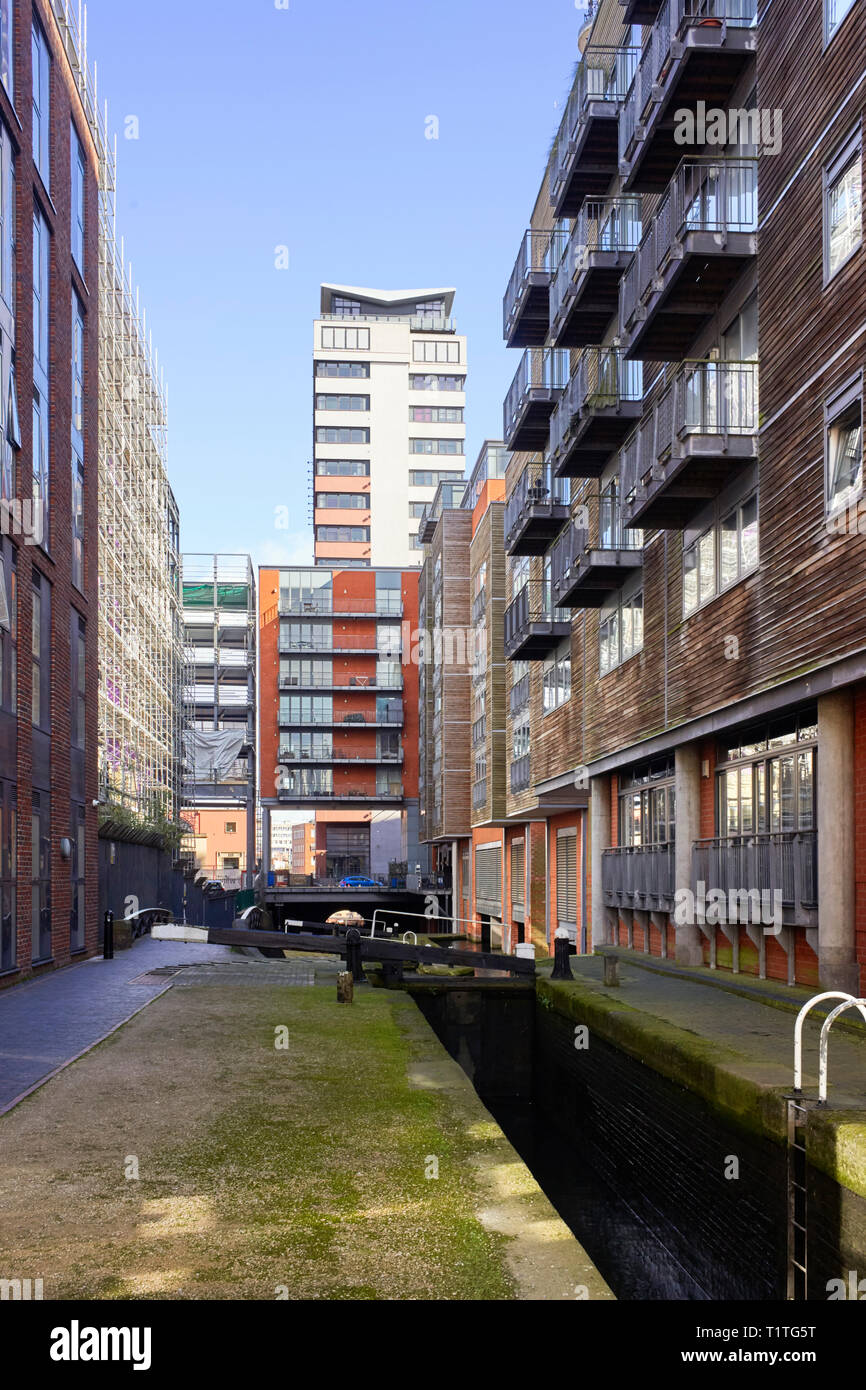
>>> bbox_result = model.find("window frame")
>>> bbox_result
[823,127,862,283]
[825,373,864,517]
[823,0,858,47]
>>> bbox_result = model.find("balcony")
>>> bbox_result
[620,360,758,528]
[504,582,571,662]
[277,786,404,806]
[278,633,382,655]
[279,710,404,729]
[505,462,570,556]
[503,348,569,452]
[278,675,404,692]
[278,751,404,767]
[550,507,643,609]
[503,228,566,349]
[692,831,817,929]
[551,46,641,219]
[620,160,757,360]
[418,479,467,543]
[602,842,675,912]
[549,199,643,350]
[549,349,643,479]
[620,0,665,22]
[619,0,758,193]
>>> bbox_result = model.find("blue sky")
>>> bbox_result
[86,0,587,567]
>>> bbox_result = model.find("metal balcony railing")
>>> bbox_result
[620,361,758,504]
[550,497,644,606]
[692,832,817,925]
[552,45,641,205]
[619,0,758,164]
[621,159,757,331]
[550,349,644,461]
[504,461,570,551]
[510,755,532,794]
[504,580,571,660]
[602,842,676,908]
[550,198,643,326]
[503,228,567,343]
[503,348,570,448]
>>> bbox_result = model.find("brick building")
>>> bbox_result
[258,565,420,901]
[495,0,866,990]
[0,2,102,979]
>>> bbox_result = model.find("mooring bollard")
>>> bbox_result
[103,910,115,961]
[602,951,620,987]
[337,971,354,1004]
[551,926,573,980]
[345,927,365,984]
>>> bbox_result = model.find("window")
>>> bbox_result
[71,614,85,749]
[316,492,368,510]
[32,21,51,190]
[281,657,332,687]
[619,761,676,846]
[409,469,464,487]
[31,573,49,728]
[542,638,571,712]
[0,0,12,100]
[513,716,530,758]
[410,374,465,391]
[279,568,333,614]
[315,458,369,477]
[717,708,817,837]
[71,125,85,271]
[315,360,369,378]
[32,789,50,961]
[32,212,49,374]
[281,620,331,651]
[378,729,400,761]
[315,526,369,544]
[224,822,236,834]
[684,492,758,614]
[410,438,464,455]
[69,804,85,954]
[600,580,643,674]
[279,767,333,796]
[316,427,369,445]
[332,296,361,317]
[71,458,84,590]
[280,694,333,724]
[413,340,460,363]
[281,731,333,761]
[825,130,862,280]
[321,326,369,350]
[0,122,15,315]
[825,0,857,43]
[375,571,402,615]
[410,406,464,423]
[376,767,402,796]
[72,293,84,435]
[826,378,863,515]
[0,778,15,969]
[376,695,401,723]
[408,502,428,518]
[315,394,370,412]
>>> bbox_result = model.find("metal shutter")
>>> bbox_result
[510,839,525,920]
[475,843,502,915]
[461,847,470,901]
[556,830,577,944]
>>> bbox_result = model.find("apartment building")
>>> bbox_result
[497,0,866,992]
[313,285,467,568]
[180,555,256,887]
[258,565,420,891]
[0,2,103,978]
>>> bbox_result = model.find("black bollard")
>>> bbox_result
[103,910,115,961]
[550,926,573,980]
[345,927,365,984]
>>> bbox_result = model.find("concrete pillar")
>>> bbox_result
[261,804,272,883]
[818,690,858,993]
[674,744,703,967]
[590,774,611,948]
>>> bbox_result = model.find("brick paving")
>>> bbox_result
[0,937,319,1110]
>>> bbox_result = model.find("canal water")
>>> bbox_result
[488,1100,709,1300]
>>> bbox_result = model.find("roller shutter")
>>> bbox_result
[475,842,502,915]
[556,829,577,944]
[510,839,525,921]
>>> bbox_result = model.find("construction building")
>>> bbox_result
[181,555,256,888]
[313,286,467,568]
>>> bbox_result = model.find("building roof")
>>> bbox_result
[320,284,456,316]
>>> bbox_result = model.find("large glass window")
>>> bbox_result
[71,125,86,271]
[410,406,464,423]
[684,492,758,615]
[0,779,15,971]
[280,620,331,651]
[70,804,85,952]
[600,580,643,674]
[717,708,817,836]
[32,21,51,190]
[279,694,333,724]
[280,731,333,760]
[316,427,369,445]
[316,492,368,510]
[542,638,571,713]
[375,571,401,615]
[315,394,370,412]
[410,374,465,391]
[0,0,12,100]
[31,572,50,728]
[315,458,369,477]
[281,657,332,688]
[321,326,369,350]
[826,380,863,516]
[825,0,857,43]
[279,569,332,614]
[825,130,862,280]
[315,360,369,378]
[32,789,50,961]
[71,613,85,748]
[32,212,49,373]
[315,525,369,544]
[409,469,463,487]
[413,340,460,363]
[618,760,675,846]
[409,437,464,455]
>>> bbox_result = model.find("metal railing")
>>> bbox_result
[621,159,757,329]
[602,842,676,906]
[620,361,758,502]
[552,46,641,204]
[692,831,817,916]
[504,581,569,648]
[503,228,567,338]
[509,673,531,715]
[510,755,532,794]
[550,198,643,326]
[620,0,758,162]
[550,349,644,459]
[505,461,570,545]
[503,348,570,443]
[550,502,644,602]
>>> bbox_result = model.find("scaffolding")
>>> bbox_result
[50,2,185,821]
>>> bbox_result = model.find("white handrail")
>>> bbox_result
[819,998,866,1103]
[793,991,866,1092]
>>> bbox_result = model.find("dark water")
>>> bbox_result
[487,1100,709,1301]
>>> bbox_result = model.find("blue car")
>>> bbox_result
[338,875,385,889]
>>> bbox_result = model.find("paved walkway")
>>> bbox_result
[559,953,866,1108]
[0,936,265,1111]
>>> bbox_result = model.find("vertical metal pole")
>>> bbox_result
[103,910,114,960]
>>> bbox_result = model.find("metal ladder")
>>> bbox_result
[786,991,866,1300]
